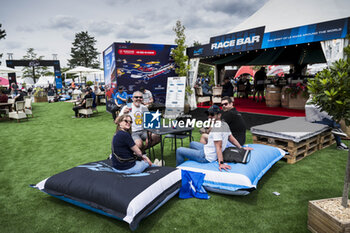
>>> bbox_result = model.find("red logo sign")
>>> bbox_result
[118,49,156,56]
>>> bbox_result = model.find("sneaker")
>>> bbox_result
[72,116,77,118]
[332,128,348,137]
[337,145,349,151]
[340,143,349,150]
[159,160,165,166]
[153,159,160,165]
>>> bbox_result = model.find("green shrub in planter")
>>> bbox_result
[308,37,350,207]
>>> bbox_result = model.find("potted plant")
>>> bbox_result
[284,82,309,109]
[307,38,350,232]
[33,87,48,102]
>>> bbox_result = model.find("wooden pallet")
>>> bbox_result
[318,131,336,149]
[252,130,335,164]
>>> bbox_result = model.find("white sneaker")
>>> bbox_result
[340,143,349,151]
[153,159,160,165]
[332,128,347,137]
[337,145,349,151]
[159,160,165,166]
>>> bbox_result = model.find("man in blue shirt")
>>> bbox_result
[111,86,128,120]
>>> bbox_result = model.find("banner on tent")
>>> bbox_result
[262,17,348,49]
[187,17,349,58]
[210,26,265,54]
[187,27,265,58]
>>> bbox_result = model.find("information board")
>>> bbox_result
[164,76,186,119]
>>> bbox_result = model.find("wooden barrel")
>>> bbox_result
[265,86,281,107]
[281,86,289,108]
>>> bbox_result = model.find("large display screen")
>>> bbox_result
[114,42,177,104]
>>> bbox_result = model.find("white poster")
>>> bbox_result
[164,76,186,119]
[188,58,200,110]
[321,39,345,67]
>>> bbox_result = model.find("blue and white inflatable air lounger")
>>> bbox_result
[31,159,181,231]
[177,144,285,195]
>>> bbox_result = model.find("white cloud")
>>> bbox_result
[0,0,270,67]
[88,20,117,36]
[46,15,80,30]
[5,41,23,50]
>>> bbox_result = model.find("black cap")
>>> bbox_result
[206,105,222,115]
[139,86,145,92]
[118,86,124,90]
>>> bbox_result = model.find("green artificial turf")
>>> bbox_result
[1,102,349,233]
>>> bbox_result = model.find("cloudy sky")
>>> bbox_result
[0,0,268,67]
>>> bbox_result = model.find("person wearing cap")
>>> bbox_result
[200,97,247,146]
[140,86,153,107]
[111,86,128,120]
[176,105,253,171]
[72,86,82,97]
[72,89,92,118]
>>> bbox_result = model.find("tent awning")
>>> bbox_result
[247,47,284,65]
[200,42,326,66]
[213,53,245,65]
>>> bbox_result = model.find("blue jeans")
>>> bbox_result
[113,160,152,174]
[315,118,341,145]
[176,141,209,166]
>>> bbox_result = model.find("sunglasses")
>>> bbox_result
[221,102,229,106]
[123,119,132,124]
[134,96,143,99]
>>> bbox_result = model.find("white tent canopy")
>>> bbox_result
[17,77,35,87]
[35,76,55,87]
[229,0,350,34]
[0,66,21,74]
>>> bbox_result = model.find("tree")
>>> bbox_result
[171,20,190,76]
[68,31,100,68]
[0,23,6,64]
[0,23,5,40]
[308,37,350,208]
[22,48,50,83]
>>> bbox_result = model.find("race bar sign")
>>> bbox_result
[209,26,265,54]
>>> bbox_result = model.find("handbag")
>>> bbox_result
[223,147,251,164]
[111,137,139,163]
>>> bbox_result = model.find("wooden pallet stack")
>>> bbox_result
[252,130,335,164]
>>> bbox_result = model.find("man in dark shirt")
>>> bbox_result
[253,67,267,102]
[72,89,92,118]
[220,96,247,145]
[14,89,24,102]
[221,77,234,97]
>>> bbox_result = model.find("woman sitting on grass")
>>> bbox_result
[111,114,154,173]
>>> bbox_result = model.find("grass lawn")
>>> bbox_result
[1,101,349,232]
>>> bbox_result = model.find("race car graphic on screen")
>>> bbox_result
[119,61,175,81]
